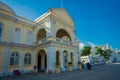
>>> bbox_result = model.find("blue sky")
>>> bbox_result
[1,0,120,50]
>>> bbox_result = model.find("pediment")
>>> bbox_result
[49,8,74,24]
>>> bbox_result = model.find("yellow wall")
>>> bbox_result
[8,47,33,71]
[0,17,33,43]
[0,46,5,72]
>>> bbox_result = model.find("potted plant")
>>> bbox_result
[55,62,60,73]
[68,62,72,71]
[13,70,21,77]
[78,61,82,70]
[55,62,60,66]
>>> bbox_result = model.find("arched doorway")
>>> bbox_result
[37,50,47,72]
[37,28,46,41]
[70,52,74,66]
[56,29,71,41]
[63,51,68,66]
[56,51,61,65]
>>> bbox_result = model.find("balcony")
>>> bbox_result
[34,37,77,47]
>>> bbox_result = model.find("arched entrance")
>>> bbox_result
[56,51,61,65]
[56,29,71,41]
[63,51,68,66]
[70,52,74,66]
[37,50,47,72]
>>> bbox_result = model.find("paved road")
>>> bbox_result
[1,63,120,80]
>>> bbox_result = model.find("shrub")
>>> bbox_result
[55,62,60,65]
[68,62,72,65]
[78,61,81,64]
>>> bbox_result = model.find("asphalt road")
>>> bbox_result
[1,63,120,80]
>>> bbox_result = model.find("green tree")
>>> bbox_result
[102,49,112,60]
[81,46,91,56]
[119,52,120,55]
[95,47,103,55]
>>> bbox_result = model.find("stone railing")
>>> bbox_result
[34,37,76,46]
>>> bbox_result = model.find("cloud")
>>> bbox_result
[79,41,96,50]
[87,42,96,47]
[79,43,85,49]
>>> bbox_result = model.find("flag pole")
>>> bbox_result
[61,0,63,8]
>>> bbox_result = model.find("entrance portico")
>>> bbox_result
[36,50,47,72]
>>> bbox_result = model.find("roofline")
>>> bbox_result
[0,1,15,15]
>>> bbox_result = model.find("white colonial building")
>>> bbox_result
[81,45,104,65]
[110,49,120,62]
[0,2,81,76]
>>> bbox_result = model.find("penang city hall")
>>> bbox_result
[0,2,80,76]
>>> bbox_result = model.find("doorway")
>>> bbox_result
[37,50,47,72]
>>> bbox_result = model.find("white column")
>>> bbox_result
[3,47,10,73]
[46,46,56,72]
[74,48,79,68]
[41,54,45,70]
[32,50,36,70]
[68,49,70,62]
[60,49,66,71]
[60,50,63,67]
[23,27,26,44]
[8,21,13,42]
[20,49,24,72]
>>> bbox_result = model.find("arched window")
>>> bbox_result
[24,53,31,65]
[70,52,73,62]
[56,29,71,41]
[37,28,46,40]
[10,52,19,65]
[63,51,68,66]
[56,51,59,62]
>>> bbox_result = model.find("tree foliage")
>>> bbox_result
[95,47,103,55]
[81,46,91,56]
[95,47,112,60]
[119,52,120,55]
[102,49,112,60]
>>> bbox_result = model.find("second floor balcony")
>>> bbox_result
[34,37,78,47]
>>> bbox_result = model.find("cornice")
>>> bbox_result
[0,13,34,27]
[0,42,33,48]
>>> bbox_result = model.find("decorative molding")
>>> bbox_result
[0,13,34,27]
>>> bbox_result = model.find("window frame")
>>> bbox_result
[10,52,19,66]
[24,53,31,65]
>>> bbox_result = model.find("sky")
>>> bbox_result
[1,0,120,50]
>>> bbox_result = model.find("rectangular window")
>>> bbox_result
[14,27,21,43]
[10,57,14,65]
[26,30,32,44]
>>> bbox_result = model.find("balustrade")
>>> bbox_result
[35,37,75,46]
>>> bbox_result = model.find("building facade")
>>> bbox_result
[0,2,80,76]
